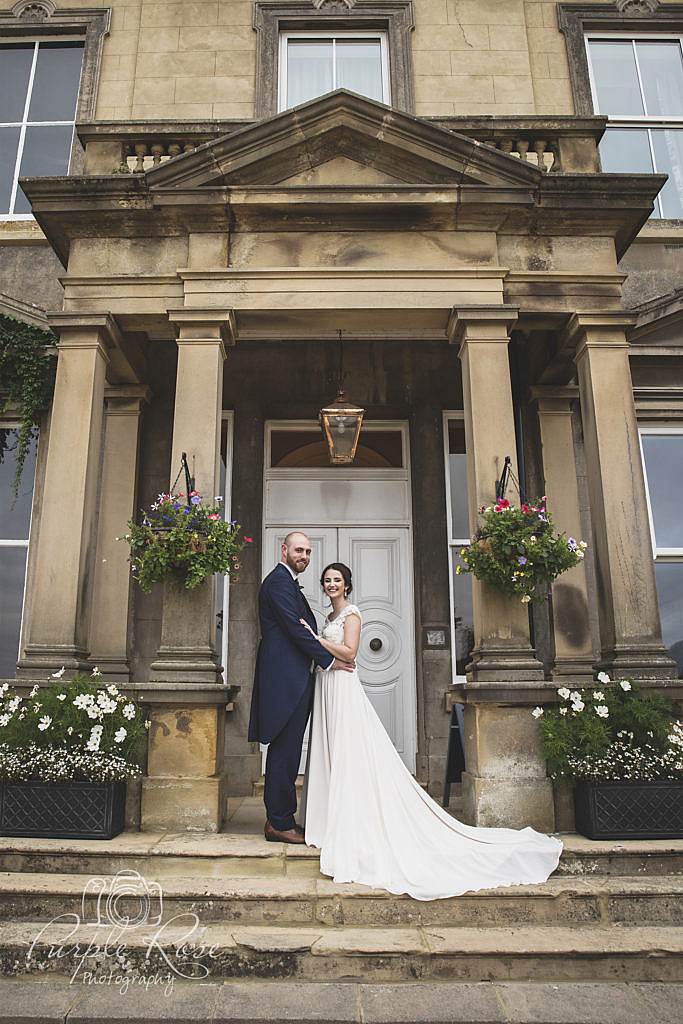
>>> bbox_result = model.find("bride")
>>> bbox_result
[298,561,563,901]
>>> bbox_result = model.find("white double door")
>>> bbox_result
[262,527,416,772]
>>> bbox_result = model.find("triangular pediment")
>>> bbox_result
[146,90,542,191]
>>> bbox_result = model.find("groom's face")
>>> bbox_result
[282,533,312,575]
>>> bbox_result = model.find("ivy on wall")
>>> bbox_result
[0,314,57,499]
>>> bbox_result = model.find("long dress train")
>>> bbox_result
[298,604,563,901]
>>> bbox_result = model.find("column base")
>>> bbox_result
[141,775,226,832]
[87,657,130,682]
[599,642,677,681]
[551,655,595,685]
[16,644,90,680]
[461,772,555,832]
[467,643,545,682]
[149,646,223,685]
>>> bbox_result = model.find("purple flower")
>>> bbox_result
[183,508,191,515]
[173,503,180,511]
[191,496,202,506]
[518,556,527,565]
[567,537,578,551]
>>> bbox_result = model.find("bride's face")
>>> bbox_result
[323,569,346,600]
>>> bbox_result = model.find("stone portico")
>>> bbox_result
[15,91,678,833]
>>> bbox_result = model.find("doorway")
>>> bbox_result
[261,421,417,772]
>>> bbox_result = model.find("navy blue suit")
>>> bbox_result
[248,563,334,831]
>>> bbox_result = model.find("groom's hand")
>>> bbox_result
[332,658,355,672]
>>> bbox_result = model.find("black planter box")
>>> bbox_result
[574,779,683,840]
[0,779,127,839]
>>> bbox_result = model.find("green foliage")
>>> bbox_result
[0,672,149,782]
[457,496,585,603]
[534,677,683,782]
[121,491,251,593]
[0,314,57,499]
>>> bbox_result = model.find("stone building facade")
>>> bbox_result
[1,0,682,833]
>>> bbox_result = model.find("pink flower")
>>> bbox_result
[208,514,220,520]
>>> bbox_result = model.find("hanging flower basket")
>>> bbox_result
[456,496,587,603]
[119,490,252,593]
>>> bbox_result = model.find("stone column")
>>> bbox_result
[142,309,235,832]
[18,314,117,677]
[531,386,594,683]
[447,307,552,831]
[567,312,675,679]
[448,305,544,682]
[88,385,151,681]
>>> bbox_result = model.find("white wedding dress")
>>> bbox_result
[299,603,563,901]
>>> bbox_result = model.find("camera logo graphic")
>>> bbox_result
[82,869,163,928]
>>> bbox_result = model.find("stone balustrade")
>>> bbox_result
[77,115,607,177]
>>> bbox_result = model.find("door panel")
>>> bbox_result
[338,528,416,771]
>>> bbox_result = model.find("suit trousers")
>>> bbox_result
[263,673,315,831]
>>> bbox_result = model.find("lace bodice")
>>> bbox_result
[322,603,362,640]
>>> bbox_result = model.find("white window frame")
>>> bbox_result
[218,410,235,673]
[278,29,391,112]
[585,31,683,218]
[639,424,683,560]
[0,38,84,221]
[442,411,471,685]
[0,422,36,676]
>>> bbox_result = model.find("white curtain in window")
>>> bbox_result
[286,40,333,107]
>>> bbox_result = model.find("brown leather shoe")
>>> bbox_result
[264,820,306,844]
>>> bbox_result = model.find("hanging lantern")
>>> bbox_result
[319,389,365,465]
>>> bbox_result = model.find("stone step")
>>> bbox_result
[1,920,681,983]
[1,832,681,880]
[1,871,682,928]
[0,978,680,1024]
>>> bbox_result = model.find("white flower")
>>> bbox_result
[86,706,102,720]
[122,703,136,720]
[569,691,581,704]
[559,707,568,716]
[595,705,609,719]
[571,700,585,713]
[532,707,544,719]
[576,550,585,559]
[114,727,127,743]
[620,679,632,691]
[91,667,102,677]
[521,594,531,604]
[56,693,67,702]
[86,724,103,752]
[29,685,39,697]
[144,720,150,729]
[8,697,21,712]
[529,536,537,544]
[0,714,10,727]
[67,726,73,735]
[106,684,119,696]
[0,683,8,698]
[579,541,588,549]
[597,672,610,685]
[32,702,42,712]
[592,691,605,702]
[51,667,66,679]
[557,687,571,700]
[38,716,52,731]
[73,694,94,710]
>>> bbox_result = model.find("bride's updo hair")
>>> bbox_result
[320,562,353,597]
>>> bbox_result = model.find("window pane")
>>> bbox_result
[28,42,83,123]
[654,563,683,677]
[286,40,333,108]
[636,41,683,117]
[0,430,37,540]
[0,546,27,678]
[451,554,474,677]
[336,40,383,102]
[13,123,74,214]
[651,129,683,220]
[0,45,34,123]
[0,127,20,215]
[642,434,683,549]
[589,40,644,116]
[599,127,653,174]
[447,420,469,540]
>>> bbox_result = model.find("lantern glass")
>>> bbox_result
[319,392,365,464]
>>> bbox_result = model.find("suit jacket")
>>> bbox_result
[248,563,335,744]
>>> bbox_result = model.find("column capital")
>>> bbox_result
[104,384,153,413]
[167,308,237,354]
[447,305,519,350]
[46,311,123,352]
[560,311,638,363]
[529,384,580,414]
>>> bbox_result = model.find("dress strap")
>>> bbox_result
[340,603,361,622]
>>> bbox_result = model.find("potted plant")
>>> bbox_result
[456,495,586,603]
[120,490,252,593]
[0,669,149,839]
[532,675,683,840]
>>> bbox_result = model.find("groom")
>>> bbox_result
[248,531,355,844]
